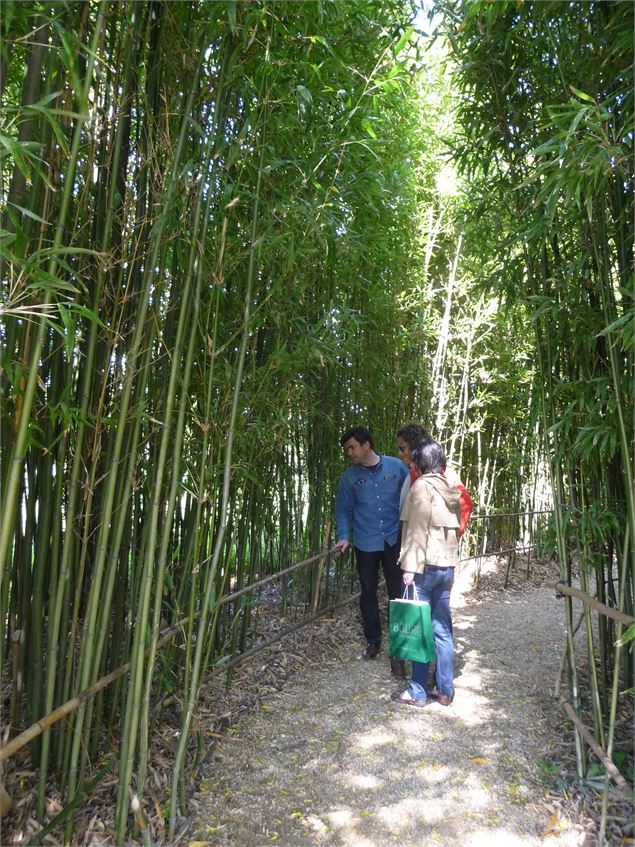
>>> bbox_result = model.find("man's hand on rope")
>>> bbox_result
[332,540,350,556]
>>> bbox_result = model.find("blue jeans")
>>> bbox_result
[407,566,455,702]
[355,542,401,647]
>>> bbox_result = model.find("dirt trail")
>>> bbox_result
[191,569,588,847]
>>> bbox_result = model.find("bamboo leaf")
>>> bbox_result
[393,26,414,57]
[6,201,50,225]
[569,86,595,103]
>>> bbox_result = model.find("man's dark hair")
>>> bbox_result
[396,422,430,447]
[412,439,446,475]
[340,426,374,449]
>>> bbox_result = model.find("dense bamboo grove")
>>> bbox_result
[0,0,632,841]
[434,1,634,834]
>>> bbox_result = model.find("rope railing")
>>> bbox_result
[470,509,553,520]
[459,544,535,564]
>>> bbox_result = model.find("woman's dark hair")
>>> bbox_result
[412,439,446,475]
[396,422,430,447]
[340,426,374,449]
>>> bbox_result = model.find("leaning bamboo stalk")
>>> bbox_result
[0,617,190,763]
[549,582,635,627]
[27,758,115,847]
[560,700,631,798]
[220,549,335,606]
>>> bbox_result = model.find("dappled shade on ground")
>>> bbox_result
[190,558,597,847]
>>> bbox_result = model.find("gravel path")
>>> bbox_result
[192,571,588,847]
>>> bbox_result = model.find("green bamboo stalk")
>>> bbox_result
[39,7,144,809]
[113,50,209,843]
[599,525,630,844]
[0,1,107,586]
[578,491,605,748]
[67,52,202,842]
[534,305,585,777]
[168,87,269,840]
[136,72,233,785]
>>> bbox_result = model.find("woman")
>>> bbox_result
[391,439,462,708]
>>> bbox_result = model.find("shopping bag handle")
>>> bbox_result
[402,583,416,601]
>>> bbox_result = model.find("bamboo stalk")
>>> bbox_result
[599,526,631,841]
[168,67,271,837]
[306,522,331,655]
[0,617,190,763]
[0,1,107,586]
[549,582,635,627]
[560,700,631,798]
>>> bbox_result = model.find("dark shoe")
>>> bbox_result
[430,688,454,706]
[389,656,407,679]
[362,644,380,660]
[390,690,430,708]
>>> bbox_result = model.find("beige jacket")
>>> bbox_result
[399,473,462,572]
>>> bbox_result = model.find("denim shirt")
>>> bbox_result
[335,455,408,552]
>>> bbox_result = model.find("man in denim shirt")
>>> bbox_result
[333,426,408,673]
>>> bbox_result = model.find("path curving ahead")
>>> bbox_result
[192,570,587,847]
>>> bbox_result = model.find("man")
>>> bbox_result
[333,426,408,675]
[396,423,430,515]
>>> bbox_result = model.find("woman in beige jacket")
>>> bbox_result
[391,440,462,707]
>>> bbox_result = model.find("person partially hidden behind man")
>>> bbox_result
[333,426,408,676]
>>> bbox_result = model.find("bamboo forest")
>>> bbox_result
[0,0,633,844]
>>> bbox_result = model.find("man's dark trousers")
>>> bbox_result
[354,541,402,647]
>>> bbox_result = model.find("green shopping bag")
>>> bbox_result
[389,587,435,663]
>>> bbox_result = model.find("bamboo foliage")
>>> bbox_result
[434,0,633,791]
[2,0,622,840]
